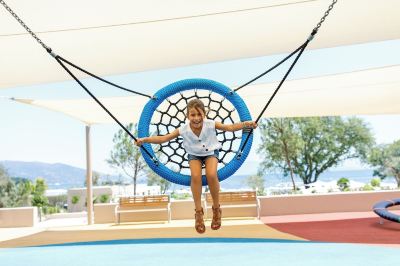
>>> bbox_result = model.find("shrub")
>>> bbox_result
[362,184,374,191]
[337,177,350,192]
[71,195,80,204]
[171,192,192,200]
[370,178,381,187]
[99,194,110,203]
[42,206,60,215]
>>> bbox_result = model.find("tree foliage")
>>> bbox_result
[258,117,373,185]
[1,165,58,216]
[13,179,33,206]
[0,165,33,208]
[31,178,48,208]
[0,165,13,207]
[337,177,350,192]
[368,140,400,188]
[257,118,301,190]
[107,123,147,195]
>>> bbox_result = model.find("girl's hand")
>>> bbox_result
[243,121,258,129]
[135,138,145,146]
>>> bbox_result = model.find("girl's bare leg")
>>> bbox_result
[190,160,206,233]
[189,159,203,211]
[205,157,222,230]
[205,157,220,208]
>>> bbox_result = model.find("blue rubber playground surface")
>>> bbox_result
[0,238,398,266]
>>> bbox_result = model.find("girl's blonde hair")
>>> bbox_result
[187,99,207,115]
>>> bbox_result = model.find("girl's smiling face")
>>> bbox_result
[187,107,205,130]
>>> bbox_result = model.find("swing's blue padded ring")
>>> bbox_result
[138,79,253,186]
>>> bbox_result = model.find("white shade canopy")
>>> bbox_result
[240,65,400,118]
[10,65,400,125]
[1,0,400,89]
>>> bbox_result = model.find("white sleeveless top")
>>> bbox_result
[179,119,222,156]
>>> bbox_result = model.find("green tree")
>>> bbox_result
[13,178,33,207]
[31,178,49,221]
[0,166,33,208]
[1,165,11,207]
[257,118,301,190]
[107,123,147,195]
[370,177,381,187]
[0,164,9,183]
[258,117,373,186]
[337,177,350,192]
[246,175,265,195]
[368,140,400,188]
[0,165,14,208]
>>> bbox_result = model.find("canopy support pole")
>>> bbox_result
[85,125,93,225]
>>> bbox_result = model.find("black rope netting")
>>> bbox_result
[149,89,242,174]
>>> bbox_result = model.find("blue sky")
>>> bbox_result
[1,39,400,175]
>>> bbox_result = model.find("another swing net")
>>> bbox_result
[149,89,242,175]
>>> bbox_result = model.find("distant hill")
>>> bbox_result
[0,160,122,189]
[0,160,380,191]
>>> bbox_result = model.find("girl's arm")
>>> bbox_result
[215,121,257,132]
[135,128,179,146]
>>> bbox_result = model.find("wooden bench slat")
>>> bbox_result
[204,191,259,219]
[120,201,169,207]
[116,195,171,224]
[119,195,169,207]
[205,204,257,209]
[206,191,257,203]
[117,208,168,213]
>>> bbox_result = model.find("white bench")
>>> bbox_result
[204,191,260,219]
[115,195,171,224]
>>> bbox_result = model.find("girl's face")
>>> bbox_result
[187,107,205,129]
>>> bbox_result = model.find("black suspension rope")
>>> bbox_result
[1,0,158,163]
[235,0,338,157]
[235,0,337,93]
[1,1,151,99]
[57,56,152,99]
[54,56,158,163]
[254,42,308,125]
[2,0,338,163]
[234,43,306,92]
[55,55,156,160]
[237,41,309,158]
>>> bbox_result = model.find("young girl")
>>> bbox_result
[135,99,257,234]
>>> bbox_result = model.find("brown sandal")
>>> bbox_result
[211,205,222,230]
[194,208,206,234]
